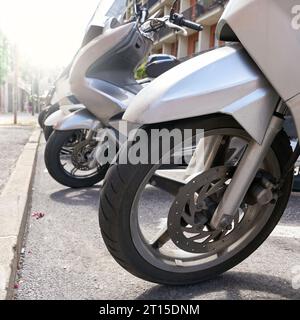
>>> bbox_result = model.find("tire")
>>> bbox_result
[44,104,59,119]
[45,130,108,188]
[99,115,293,285]
[293,174,300,192]
[38,109,48,129]
[43,125,54,141]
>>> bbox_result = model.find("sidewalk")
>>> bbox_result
[0,126,34,194]
[0,113,38,127]
[0,116,40,299]
[0,112,37,193]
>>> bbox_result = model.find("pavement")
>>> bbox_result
[0,127,33,194]
[0,113,38,127]
[0,115,40,300]
[14,137,300,300]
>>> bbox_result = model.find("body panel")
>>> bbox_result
[218,0,300,102]
[123,45,279,144]
[55,109,102,131]
[287,93,300,139]
[44,104,85,127]
[70,22,151,124]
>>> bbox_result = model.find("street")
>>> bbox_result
[1,0,300,304]
[16,138,300,300]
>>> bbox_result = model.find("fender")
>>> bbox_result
[54,108,102,131]
[44,104,85,127]
[123,45,279,144]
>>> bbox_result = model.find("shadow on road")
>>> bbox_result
[137,272,300,300]
[50,186,101,208]
[281,194,300,226]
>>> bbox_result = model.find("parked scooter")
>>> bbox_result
[40,2,110,140]
[39,64,81,140]
[38,88,56,129]
[44,0,182,189]
[99,0,300,285]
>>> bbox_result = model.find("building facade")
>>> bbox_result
[0,77,30,113]
[126,0,228,60]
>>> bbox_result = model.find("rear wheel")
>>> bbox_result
[45,129,108,188]
[99,115,293,285]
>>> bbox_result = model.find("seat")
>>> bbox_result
[145,54,180,78]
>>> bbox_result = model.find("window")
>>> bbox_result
[188,33,199,56]
[210,24,225,48]
[209,24,217,48]
[171,42,178,57]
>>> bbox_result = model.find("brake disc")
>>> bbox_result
[167,166,240,254]
[71,140,97,171]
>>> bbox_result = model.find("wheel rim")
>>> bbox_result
[58,130,101,179]
[130,128,281,273]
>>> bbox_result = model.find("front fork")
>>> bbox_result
[210,101,287,230]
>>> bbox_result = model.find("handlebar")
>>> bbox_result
[171,13,203,32]
[141,13,203,37]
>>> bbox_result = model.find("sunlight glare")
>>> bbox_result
[0,0,100,69]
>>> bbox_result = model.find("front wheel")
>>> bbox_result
[45,129,109,188]
[43,125,54,141]
[38,108,48,129]
[99,115,293,285]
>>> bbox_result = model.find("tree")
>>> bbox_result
[135,61,147,80]
[0,30,10,85]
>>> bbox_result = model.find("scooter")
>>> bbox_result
[44,54,179,140]
[40,4,107,140]
[99,0,300,285]
[38,88,56,129]
[44,0,182,189]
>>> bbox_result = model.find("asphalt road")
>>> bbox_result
[16,139,300,300]
[0,126,33,194]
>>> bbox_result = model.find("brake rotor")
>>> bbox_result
[167,166,241,254]
[66,130,85,148]
[71,140,97,171]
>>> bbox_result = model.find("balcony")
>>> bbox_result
[157,27,173,40]
[146,0,160,9]
[182,0,226,21]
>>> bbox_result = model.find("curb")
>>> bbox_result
[0,128,41,300]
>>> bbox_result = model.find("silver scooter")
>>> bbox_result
[44,0,183,189]
[99,0,300,285]
[41,2,110,140]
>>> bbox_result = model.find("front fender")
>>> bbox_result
[55,108,102,131]
[44,104,85,127]
[123,45,279,144]
[44,110,65,127]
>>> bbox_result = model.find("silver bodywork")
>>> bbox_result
[45,104,85,127]
[69,23,132,122]
[123,45,279,144]
[69,22,148,125]
[218,0,300,139]
[219,0,300,101]
[120,0,300,232]
[54,108,101,131]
